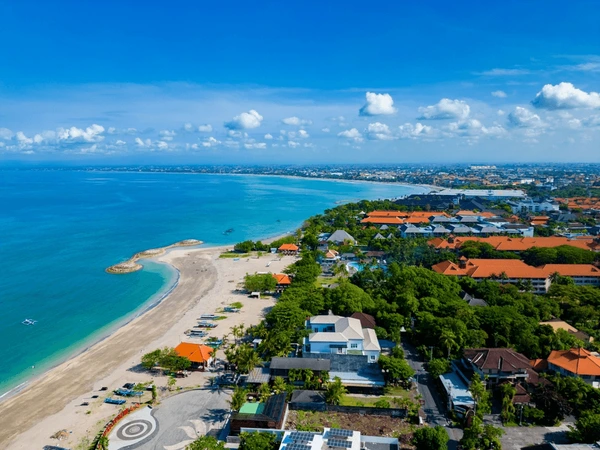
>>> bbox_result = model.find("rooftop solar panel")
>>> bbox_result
[327,439,352,448]
[329,428,353,438]
[286,444,311,450]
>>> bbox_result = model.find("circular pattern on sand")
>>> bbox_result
[115,419,154,441]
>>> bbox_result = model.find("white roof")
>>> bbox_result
[362,328,381,351]
[309,332,348,343]
[307,315,365,342]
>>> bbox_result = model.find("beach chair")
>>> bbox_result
[104,397,126,405]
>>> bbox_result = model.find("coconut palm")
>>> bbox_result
[325,377,347,405]
[439,329,458,360]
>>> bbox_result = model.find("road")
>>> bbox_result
[401,341,463,449]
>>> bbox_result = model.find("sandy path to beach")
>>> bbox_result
[2,245,293,449]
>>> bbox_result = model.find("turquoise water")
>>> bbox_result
[0,170,424,396]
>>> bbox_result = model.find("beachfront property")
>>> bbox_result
[431,258,600,293]
[533,348,600,388]
[278,243,299,255]
[273,273,292,292]
[304,312,381,362]
[506,198,560,214]
[434,188,527,200]
[174,342,214,370]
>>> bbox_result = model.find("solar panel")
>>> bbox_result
[329,428,353,438]
[289,431,316,442]
[286,444,311,450]
[327,439,352,448]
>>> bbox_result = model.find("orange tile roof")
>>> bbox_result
[427,236,595,252]
[539,264,600,277]
[360,217,404,224]
[174,343,214,364]
[273,273,292,285]
[365,210,409,218]
[432,259,548,279]
[456,210,497,218]
[278,243,299,251]
[547,348,600,376]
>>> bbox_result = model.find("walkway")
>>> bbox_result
[108,406,158,450]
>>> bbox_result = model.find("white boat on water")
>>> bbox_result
[22,319,37,326]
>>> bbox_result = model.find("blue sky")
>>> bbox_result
[1,0,599,163]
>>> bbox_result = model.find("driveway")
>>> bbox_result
[401,340,463,449]
[135,388,231,450]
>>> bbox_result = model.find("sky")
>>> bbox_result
[0,0,599,164]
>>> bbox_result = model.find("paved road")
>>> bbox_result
[401,341,463,449]
[138,388,231,450]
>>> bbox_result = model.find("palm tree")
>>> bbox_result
[439,330,457,360]
[325,377,347,405]
[229,386,247,411]
[272,376,287,394]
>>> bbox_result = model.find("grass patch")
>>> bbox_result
[230,301,244,309]
[214,316,228,321]
[219,252,250,259]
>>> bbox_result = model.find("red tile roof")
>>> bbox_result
[278,243,299,251]
[428,236,596,252]
[273,273,292,285]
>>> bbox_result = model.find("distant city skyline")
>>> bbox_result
[1,1,599,163]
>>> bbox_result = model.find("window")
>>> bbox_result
[350,344,358,349]
[370,355,375,360]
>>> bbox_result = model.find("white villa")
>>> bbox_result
[304,312,381,363]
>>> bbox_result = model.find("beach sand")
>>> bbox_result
[1,244,295,449]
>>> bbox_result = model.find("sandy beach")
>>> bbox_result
[0,243,295,449]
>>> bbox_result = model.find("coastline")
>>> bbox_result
[0,232,293,448]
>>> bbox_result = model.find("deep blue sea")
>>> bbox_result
[0,169,425,396]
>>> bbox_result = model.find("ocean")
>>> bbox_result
[0,169,425,396]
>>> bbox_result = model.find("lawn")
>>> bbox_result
[219,252,250,258]
[340,390,412,408]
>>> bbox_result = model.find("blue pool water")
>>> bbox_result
[0,169,425,396]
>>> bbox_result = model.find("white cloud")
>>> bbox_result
[367,122,394,140]
[201,137,221,147]
[116,140,126,145]
[198,124,212,132]
[532,82,600,110]
[582,115,600,127]
[561,62,600,72]
[418,98,470,120]
[479,68,531,76]
[107,127,117,134]
[491,90,507,98]
[337,128,364,142]
[282,116,312,126]
[264,133,273,140]
[398,123,435,139]
[244,142,267,149]
[297,129,309,139]
[135,137,151,147]
[359,92,397,116]
[224,110,263,130]
[507,106,545,129]
[288,141,300,148]
[321,127,330,133]
[156,141,169,150]
[497,110,505,116]
[159,130,176,141]
[16,131,33,145]
[446,119,505,137]
[57,124,105,142]
[0,128,13,140]
[183,123,194,132]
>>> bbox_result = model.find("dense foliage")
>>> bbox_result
[412,426,449,450]
[141,347,191,372]
[244,273,277,293]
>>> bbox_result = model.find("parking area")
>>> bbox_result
[500,424,570,450]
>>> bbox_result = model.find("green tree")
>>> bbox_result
[244,273,277,293]
[229,386,247,411]
[428,358,451,379]
[234,240,254,253]
[379,355,415,385]
[167,376,177,391]
[97,436,109,450]
[325,377,347,405]
[568,411,600,443]
[439,330,458,359]
[258,383,272,402]
[272,376,287,395]
[500,383,516,424]
[412,425,449,450]
[239,431,277,450]
[186,435,226,450]
[461,416,503,450]
[469,373,491,417]
[141,349,162,371]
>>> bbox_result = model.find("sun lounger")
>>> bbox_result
[104,397,126,405]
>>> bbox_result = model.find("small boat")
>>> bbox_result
[223,228,234,235]
[22,319,37,326]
